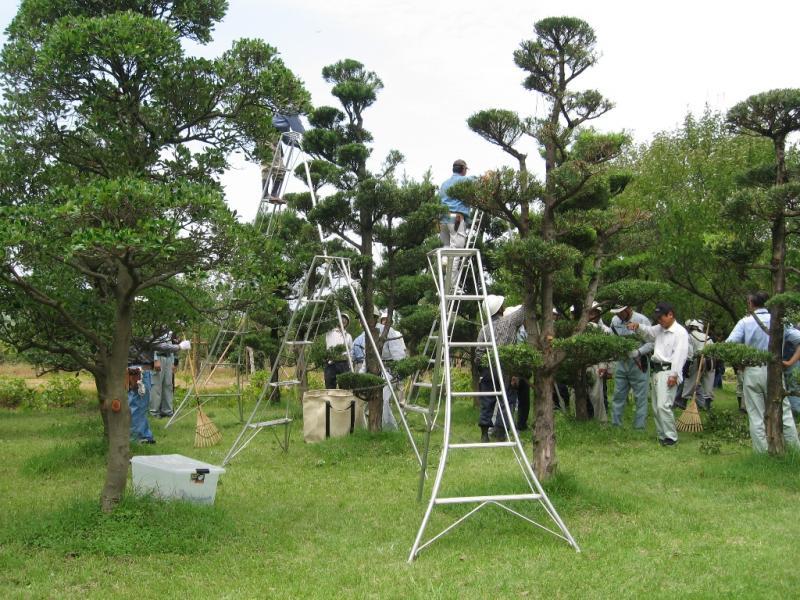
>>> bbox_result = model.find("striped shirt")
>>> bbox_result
[476,307,526,362]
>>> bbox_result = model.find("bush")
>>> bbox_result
[0,377,35,408]
[39,375,84,408]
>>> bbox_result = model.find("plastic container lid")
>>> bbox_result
[130,454,225,474]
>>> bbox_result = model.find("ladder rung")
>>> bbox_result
[194,393,242,398]
[435,493,541,505]
[428,335,439,340]
[444,295,485,301]
[449,341,493,348]
[413,382,433,388]
[451,391,502,397]
[247,417,292,429]
[305,299,327,304]
[402,404,430,415]
[270,379,300,387]
[286,341,313,346]
[450,441,516,449]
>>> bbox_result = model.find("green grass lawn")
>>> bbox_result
[1,385,799,599]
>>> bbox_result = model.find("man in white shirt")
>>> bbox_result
[627,302,689,446]
[378,312,407,431]
[324,314,352,389]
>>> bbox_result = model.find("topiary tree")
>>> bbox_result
[726,89,800,454]
[450,17,642,477]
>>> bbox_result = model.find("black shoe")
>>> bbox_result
[480,426,490,443]
[492,430,508,442]
[160,412,173,418]
[659,438,677,447]
[674,399,687,410]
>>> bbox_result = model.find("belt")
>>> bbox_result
[651,362,672,372]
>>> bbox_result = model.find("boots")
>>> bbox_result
[480,426,490,443]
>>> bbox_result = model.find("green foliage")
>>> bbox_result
[701,342,772,368]
[390,355,430,380]
[39,375,83,408]
[467,109,527,154]
[727,89,800,139]
[336,372,384,401]
[553,328,637,368]
[495,344,543,379]
[496,236,583,275]
[0,376,35,408]
[596,279,671,308]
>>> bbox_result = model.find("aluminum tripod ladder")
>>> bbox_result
[223,254,423,467]
[408,247,580,561]
[402,210,484,429]
[167,130,318,429]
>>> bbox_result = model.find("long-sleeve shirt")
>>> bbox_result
[352,324,406,363]
[476,306,526,362]
[325,328,352,360]
[635,321,690,382]
[610,312,654,358]
[726,309,800,351]
[128,339,182,367]
[438,173,472,223]
[687,330,712,361]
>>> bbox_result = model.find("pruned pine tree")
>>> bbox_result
[300,59,441,430]
[725,89,800,454]
[450,17,643,477]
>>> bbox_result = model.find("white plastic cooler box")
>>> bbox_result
[130,454,225,505]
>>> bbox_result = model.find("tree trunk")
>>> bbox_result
[100,288,135,513]
[532,367,558,479]
[95,374,110,439]
[766,136,788,454]
[574,367,590,421]
[366,389,382,432]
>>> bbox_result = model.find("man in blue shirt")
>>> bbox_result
[609,305,654,429]
[438,159,473,285]
[726,291,800,452]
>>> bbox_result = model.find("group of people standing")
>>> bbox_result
[127,334,190,444]
[323,309,407,431]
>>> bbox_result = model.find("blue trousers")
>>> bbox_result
[129,370,154,442]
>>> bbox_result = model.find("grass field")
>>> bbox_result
[1,375,799,599]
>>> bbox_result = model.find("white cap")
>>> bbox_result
[610,305,629,314]
[486,295,505,317]
[686,319,704,329]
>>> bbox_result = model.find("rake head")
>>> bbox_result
[195,407,222,448]
[677,398,703,433]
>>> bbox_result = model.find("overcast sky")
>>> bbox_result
[2,0,799,221]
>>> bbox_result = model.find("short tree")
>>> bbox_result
[0,0,309,510]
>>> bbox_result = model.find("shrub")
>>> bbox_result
[0,376,35,408]
[39,375,84,408]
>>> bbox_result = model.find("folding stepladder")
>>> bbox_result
[222,253,423,467]
[401,210,484,428]
[167,130,320,429]
[408,246,580,561]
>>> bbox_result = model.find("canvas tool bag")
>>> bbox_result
[302,389,366,443]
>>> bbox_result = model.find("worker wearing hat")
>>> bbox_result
[627,302,689,446]
[476,295,526,442]
[680,319,715,410]
[438,159,473,280]
[609,304,653,430]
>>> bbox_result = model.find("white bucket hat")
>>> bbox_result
[486,295,505,317]
[609,305,629,314]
